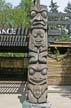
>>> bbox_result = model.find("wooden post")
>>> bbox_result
[28,4,48,104]
[33,0,40,5]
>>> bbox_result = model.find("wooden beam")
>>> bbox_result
[48,12,71,17]
[33,0,40,5]
[48,30,61,36]
[48,20,71,25]
[49,42,71,47]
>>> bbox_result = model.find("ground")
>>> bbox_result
[0,81,71,108]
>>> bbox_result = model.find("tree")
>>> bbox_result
[58,30,69,41]
[49,0,59,13]
[0,0,32,27]
[16,0,32,27]
[0,0,13,27]
[0,0,12,11]
[18,0,32,10]
[64,2,71,13]
[49,0,59,22]
[64,2,71,38]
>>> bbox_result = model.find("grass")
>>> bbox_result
[0,53,24,57]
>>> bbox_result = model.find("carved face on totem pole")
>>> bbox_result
[30,5,47,30]
[28,64,47,84]
[28,64,48,103]
[32,29,45,48]
[29,28,47,50]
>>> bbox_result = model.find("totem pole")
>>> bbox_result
[27,2,48,104]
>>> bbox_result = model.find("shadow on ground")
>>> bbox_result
[52,86,71,99]
[0,81,27,105]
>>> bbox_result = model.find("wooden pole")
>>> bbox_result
[28,4,48,104]
[33,0,40,5]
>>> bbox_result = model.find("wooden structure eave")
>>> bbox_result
[49,42,71,47]
[48,12,71,17]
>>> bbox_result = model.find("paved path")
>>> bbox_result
[0,81,71,108]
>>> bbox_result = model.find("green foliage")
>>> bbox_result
[0,0,32,27]
[16,0,32,27]
[10,8,30,27]
[58,31,69,41]
[19,0,32,10]
[0,0,12,11]
[49,0,59,13]
[0,53,24,57]
[54,47,60,56]
[0,9,13,27]
[48,0,59,25]
[64,2,71,13]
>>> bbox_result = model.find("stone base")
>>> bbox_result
[22,100,51,108]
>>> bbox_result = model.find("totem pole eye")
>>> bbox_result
[41,11,47,18]
[29,68,35,75]
[40,33,44,38]
[32,31,37,38]
[41,68,47,75]
[31,11,36,18]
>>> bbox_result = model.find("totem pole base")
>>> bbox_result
[23,100,51,108]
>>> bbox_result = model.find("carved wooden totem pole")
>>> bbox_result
[28,3,48,104]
